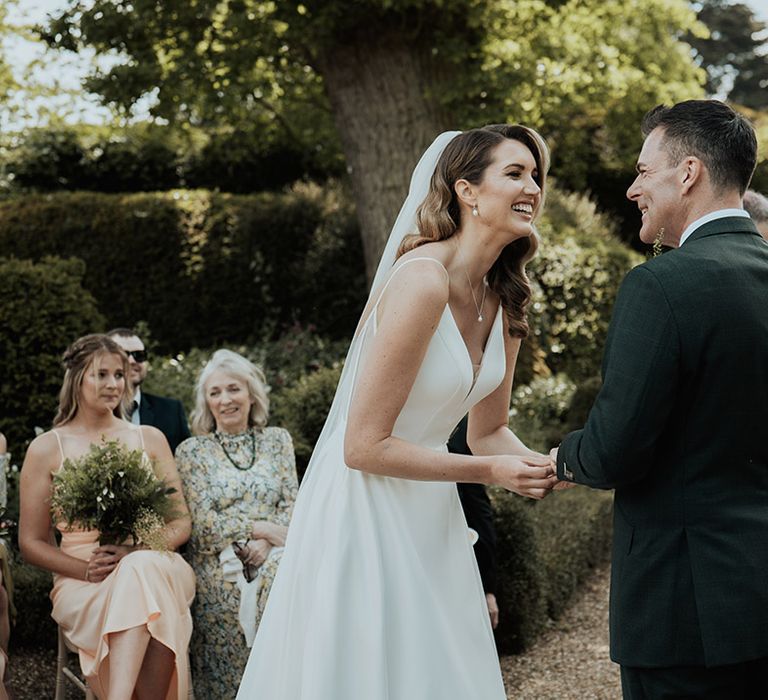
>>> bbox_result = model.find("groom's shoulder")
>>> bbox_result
[633,246,698,281]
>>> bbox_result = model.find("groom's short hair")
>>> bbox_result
[641,100,757,196]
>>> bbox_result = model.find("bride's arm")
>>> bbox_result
[343,260,553,498]
[465,320,543,460]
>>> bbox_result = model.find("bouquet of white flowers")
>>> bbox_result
[51,438,178,550]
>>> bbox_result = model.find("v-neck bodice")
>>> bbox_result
[361,257,507,449]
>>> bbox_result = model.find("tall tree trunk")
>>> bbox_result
[316,30,450,284]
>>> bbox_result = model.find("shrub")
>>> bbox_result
[565,375,603,429]
[0,257,105,455]
[270,364,343,477]
[142,348,211,418]
[529,186,643,382]
[91,136,180,192]
[509,374,577,453]
[11,560,55,649]
[492,487,613,654]
[0,184,366,351]
[2,125,341,195]
[4,129,89,191]
[183,132,331,193]
[143,326,348,419]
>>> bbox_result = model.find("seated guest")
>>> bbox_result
[19,335,195,700]
[108,328,191,453]
[176,349,298,700]
[448,416,500,629]
[743,189,768,240]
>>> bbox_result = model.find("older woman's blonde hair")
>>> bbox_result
[190,349,269,435]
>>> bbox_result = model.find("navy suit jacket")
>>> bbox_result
[557,218,768,667]
[139,392,191,454]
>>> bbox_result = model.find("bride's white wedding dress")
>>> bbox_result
[236,253,508,699]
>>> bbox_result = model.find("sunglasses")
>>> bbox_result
[125,350,148,363]
[231,541,255,582]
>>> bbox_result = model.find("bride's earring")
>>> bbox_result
[472,205,479,217]
[652,227,665,257]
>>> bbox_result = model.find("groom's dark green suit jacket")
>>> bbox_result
[557,216,768,668]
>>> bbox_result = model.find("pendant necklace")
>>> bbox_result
[453,237,488,322]
[214,429,256,470]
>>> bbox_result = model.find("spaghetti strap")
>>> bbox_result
[51,429,65,464]
[372,256,449,316]
[375,256,449,306]
[136,425,146,451]
[358,256,450,336]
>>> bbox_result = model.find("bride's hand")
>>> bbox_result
[490,454,557,500]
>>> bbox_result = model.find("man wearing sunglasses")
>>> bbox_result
[107,327,191,453]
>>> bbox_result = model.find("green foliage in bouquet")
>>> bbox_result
[50,439,178,549]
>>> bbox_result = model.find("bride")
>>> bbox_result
[237,125,556,699]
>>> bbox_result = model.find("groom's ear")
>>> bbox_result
[679,156,703,196]
[454,178,476,208]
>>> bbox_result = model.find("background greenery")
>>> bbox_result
[1,0,765,659]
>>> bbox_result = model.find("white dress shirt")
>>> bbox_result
[678,208,750,247]
[131,387,142,425]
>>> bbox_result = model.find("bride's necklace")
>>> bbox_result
[214,429,256,470]
[453,237,488,322]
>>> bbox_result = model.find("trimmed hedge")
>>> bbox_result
[0,256,105,455]
[3,126,341,195]
[492,487,613,653]
[0,184,366,352]
[11,560,55,649]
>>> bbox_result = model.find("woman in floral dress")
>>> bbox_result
[176,349,297,699]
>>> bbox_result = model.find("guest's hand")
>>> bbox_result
[251,519,289,547]
[241,538,272,569]
[86,544,134,582]
[491,455,557,500]
[485,592,499,629]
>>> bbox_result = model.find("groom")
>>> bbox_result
[551,100,768,698]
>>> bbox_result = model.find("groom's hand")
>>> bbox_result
[549,446,577,491]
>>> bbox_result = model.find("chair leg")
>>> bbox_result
[55,627,69,700]
[57,624,94,699]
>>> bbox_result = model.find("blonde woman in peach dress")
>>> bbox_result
[19,334,196,700]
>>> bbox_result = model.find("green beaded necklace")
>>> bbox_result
[214,429,256,470]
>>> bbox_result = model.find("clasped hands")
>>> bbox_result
[85,543,138,583]
[492,446,576,500]
[233,538,272,571]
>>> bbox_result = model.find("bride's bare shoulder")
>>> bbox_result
[387,253,449,300]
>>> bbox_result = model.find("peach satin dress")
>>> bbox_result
[49,427,196,699]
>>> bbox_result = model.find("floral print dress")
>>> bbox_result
[176,427,298,700]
